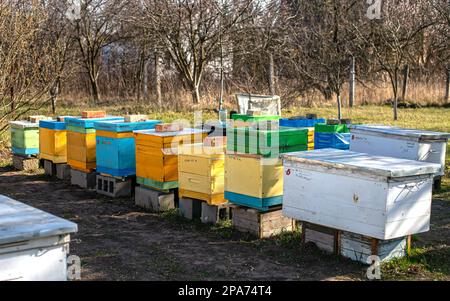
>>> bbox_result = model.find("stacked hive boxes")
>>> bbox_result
[314,123,351,150]
[10,121,40,157]
[39,119,69,164]
[178,143,227,205]
[282,149,441,263]
[134,128,207,191]
[65,116,123,172]
[94,120,161,178]
[226,124,309,211]
[280,117,326,150]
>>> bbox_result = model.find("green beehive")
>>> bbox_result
[231,114,280,124]
[227,126,309,157]
[315,123,350,134]
[10,121,40,156]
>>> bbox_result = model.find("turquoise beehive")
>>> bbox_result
[94,120,162,177]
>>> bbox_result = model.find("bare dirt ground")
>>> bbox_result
[1,166,449,281]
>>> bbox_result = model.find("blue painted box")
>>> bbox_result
[280,118,326,128]
[314,132,351,150]
[94,120,162,177]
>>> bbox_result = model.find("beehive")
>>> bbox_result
[314,123,351,150]
[225,154,283,211]
[280,118,323,150]
[65,116,123,172]
[134,128,207,191]
[39,120,69,163]
[349,125,450,177]
[282,149,441,240]
[178,144,226,205]
[231,114,280,128]
[227,126,309,157]
[10,121,40,156]
[94,120,161,177]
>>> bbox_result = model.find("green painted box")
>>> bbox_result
[227,127,309,156]
[10,121,40,156]
[315,124,350,133]
[231,114,280,123]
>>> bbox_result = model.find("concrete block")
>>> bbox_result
[56,164,71,180]
[96,174,133,198]
[179,197,202,220]
[71,169,97,189]
[135,186,175,212]
[201,202,231,224]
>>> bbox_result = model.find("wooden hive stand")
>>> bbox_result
[232,205,297,239]
[301,222,412,264]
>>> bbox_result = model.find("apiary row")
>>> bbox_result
[7,111,450,266]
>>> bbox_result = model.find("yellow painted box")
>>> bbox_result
[134,129,207,184]
[67,131,97,172]
[225,154,284,199]
[178,145,226,205]
[39,120,68,164]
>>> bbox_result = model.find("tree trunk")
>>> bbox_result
[349,56,356,107]
[143,58,149,101]
[401,65,410,102]
[90,78,100,104]
[50,79,60,115]
[445,66,450,103]
[154,50,162,108]
[192,85,200,104]
[268,53,276,95]
[336,92,342,120]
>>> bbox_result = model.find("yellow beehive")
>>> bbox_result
[67,131,97,172]
[39,128,67,163]
[135,129,207,184]
[225,154,283,199]
[178,145,226,205]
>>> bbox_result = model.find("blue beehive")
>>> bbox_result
[94,120,162,177]
[314,132,351,150]
[280,118,326,128]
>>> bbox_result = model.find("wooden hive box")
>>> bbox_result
[39,120,69,164]
[225,154,283,211]
[282,149,441,240]
[94,120,161,177]
[178,144,226,205]
[134,128,207,190]
[10,121,40,156]
[349,125,450,177]
[65,116,123,172]
[232,206,296,239]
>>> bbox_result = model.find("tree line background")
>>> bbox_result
[0,0,449,133]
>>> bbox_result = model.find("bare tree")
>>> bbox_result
[354,0,436,120]
[0,0,68,133]
[133,0,255,104]
[70,0,125,104]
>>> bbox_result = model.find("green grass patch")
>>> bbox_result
[382,246,450,280]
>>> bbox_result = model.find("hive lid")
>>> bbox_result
[9,121,39,129]
[65,116,124,129]
[0,195,78,245]
[39,120,67,130]
[134,128,207,137]
[94,120,162,133]
[349,125,450,140]
[282,149,442,178]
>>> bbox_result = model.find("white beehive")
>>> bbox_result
[282,149,441,240]
[349,125,449,176]
[0,195,78,281]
